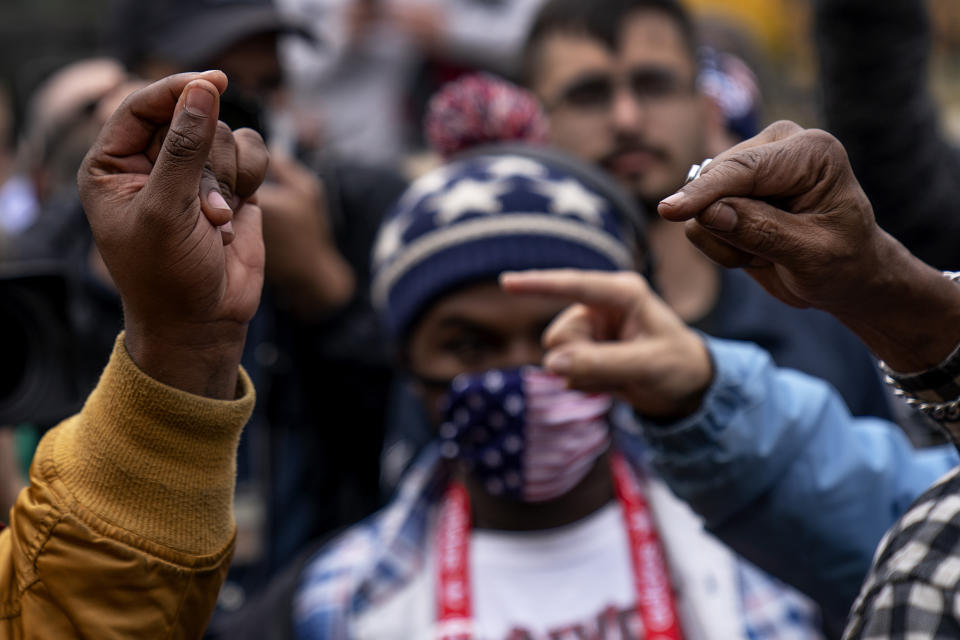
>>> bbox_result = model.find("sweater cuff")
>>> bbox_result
[44,332,255,556]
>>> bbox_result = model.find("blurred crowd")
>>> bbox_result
[2,0,960,638]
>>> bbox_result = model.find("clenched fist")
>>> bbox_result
[78,71,269,398]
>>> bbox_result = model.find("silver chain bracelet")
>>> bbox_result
[879,271,960,422]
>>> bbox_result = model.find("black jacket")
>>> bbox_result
[814,0,960,270]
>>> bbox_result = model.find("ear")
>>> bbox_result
[700,93,733,157]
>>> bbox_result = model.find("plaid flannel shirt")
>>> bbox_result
[294,435,824,640]
[845,336,960,639]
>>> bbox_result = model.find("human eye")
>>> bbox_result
[630,68,686,100]
[439,330,501,368]
[561,75,614,109]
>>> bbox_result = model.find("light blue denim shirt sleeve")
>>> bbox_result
[641,337,960,632]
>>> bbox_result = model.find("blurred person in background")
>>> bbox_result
[278,0,548,165]
[813,0,960,272]
[376,72,552,487]
[283,142,959,640]
[0,61,141,522]
[522,0,893,422]
[0,84,15,246]
[0,58,126,242]
[287,148,829,640]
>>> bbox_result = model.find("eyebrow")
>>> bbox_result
[433,316,500,334]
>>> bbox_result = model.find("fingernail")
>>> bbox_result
[185,85,215,117]
[219,220,235,242]
[659,192,685,208]
[702,202,738,232]
[207,190,231,211]
[544,351,573,375]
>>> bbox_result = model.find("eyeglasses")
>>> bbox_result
[546,68,695,112]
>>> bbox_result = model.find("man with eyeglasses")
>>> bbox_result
[520,0,895,424]
[518,0,960,633]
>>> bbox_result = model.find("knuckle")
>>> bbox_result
[804,128,845,158]
[163,125,206,160]
[234,127,266,148]
[766,119,803,138]
[743,215,781,255]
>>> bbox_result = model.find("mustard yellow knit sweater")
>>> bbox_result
[0,334,254,639]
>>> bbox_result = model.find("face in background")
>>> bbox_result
[137,32,283,135]
[531,9,718,211]
[405,282,566,424]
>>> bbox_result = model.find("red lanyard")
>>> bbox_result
[435,452,684,640]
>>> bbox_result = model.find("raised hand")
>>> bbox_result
[657,120,960,372]
[658,121,893,312]
[501,270,713,420]
[78,71,269,398]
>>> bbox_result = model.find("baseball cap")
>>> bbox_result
[109,0,314,70]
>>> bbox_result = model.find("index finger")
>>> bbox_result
[499,269,649,310]
[94,71,228,161]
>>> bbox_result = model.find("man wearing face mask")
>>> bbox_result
[291,147,828,640]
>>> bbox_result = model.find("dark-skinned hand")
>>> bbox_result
[658,120,960,371]
[78,71,269,398]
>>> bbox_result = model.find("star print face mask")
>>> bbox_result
[438,367,612,502]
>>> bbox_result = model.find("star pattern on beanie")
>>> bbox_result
[484,156,548,180]
[371,152,638,338]
[530,178,607,226]
[429,177,510,226]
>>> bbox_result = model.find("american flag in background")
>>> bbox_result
[439,367,612,502]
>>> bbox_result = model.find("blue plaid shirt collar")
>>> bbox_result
[293,429,822,640]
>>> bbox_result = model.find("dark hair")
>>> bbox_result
[522,0,699,84]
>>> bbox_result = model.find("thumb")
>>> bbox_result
[143,79,221,215]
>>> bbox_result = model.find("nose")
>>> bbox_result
[503,338,546,370]
[611,85,644,134]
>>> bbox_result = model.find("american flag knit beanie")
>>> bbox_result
[371,145,646,340]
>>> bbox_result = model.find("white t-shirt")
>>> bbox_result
[354,502,649,639]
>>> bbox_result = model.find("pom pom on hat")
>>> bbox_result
[424,73,549,159]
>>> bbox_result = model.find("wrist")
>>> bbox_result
[123,319,248,400]
[831,232,960,371]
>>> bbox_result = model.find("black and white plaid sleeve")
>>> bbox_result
[844,467,960,639]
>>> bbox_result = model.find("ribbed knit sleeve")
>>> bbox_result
[43,333,255,555]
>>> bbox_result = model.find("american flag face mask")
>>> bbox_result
[438,367,613,503]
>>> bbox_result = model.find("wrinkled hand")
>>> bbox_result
[658,121,890,313]
[78,71,269,398]
[501,270,713,420]
[658,120,960,372]
[258,150,355,316]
